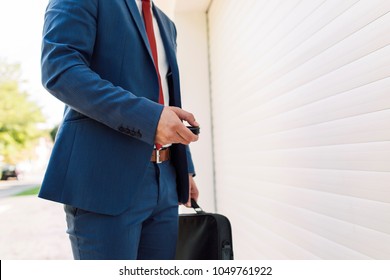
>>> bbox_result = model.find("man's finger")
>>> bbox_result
[171,107,200,127]
[176,124,198,144]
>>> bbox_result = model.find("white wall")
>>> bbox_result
[208,0,390,259]
[175,11,215,212]
[154,0,176,19]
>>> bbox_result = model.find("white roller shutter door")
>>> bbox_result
[208,0,390,259]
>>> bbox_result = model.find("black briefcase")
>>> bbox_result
[175,200,234,260]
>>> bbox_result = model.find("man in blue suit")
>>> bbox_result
[39,0,200,260]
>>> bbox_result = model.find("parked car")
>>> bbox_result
[1,165,19,180]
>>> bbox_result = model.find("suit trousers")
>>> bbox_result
[64,160,179,260]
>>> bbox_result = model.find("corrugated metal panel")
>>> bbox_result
[208,0,390,259]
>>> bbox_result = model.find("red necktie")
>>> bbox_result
[142,0,164,105]
[142,0,164,150]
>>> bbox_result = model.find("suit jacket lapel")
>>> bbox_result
[153,6,179,75]
[125,0,181,106]
[153,6,181,107]
[124,0,153,60]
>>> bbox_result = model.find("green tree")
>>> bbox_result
[0,61,45,164]
[50,124,59,142]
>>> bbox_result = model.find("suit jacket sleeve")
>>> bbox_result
[41,0,163,146]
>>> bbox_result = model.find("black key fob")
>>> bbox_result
[187,126,200,135]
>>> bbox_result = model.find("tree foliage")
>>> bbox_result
[50,124,59,142]
[0,61,45,164]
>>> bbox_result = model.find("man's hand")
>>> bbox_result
[155,106,199,145]
[185,175,199,207]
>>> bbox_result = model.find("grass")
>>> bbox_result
[14,186,41,196]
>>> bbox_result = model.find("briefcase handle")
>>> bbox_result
[191,199,206,214]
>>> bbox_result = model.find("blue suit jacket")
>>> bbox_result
[39,0,195,215]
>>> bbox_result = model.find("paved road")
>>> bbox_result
[0,180,40,198]
[0,179,73,259]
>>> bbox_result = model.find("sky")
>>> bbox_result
[0,0,63,127]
